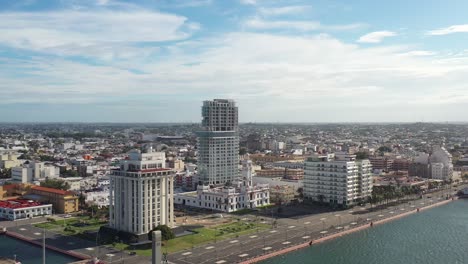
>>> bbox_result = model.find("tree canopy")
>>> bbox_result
[355,151,369,160]
[148,225,175,241]
[40,178,70,191]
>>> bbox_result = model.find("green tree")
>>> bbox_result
[378,146,392,153]
[355,152,369,160]
[148,225,175,241]
[40,178,70,191]
[239,147,248,155]
[0,168,11,179]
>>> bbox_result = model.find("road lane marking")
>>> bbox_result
[263,247,272,251]
[230,240,239,244]
[270,230,278,233]
[282,241,291,245]
[302,236,310,239]
[304,222,311,225]
[182,252,192,256]
[19,228,27,231]
[288,226,295,229]
[239,254,249,257]
[215,260,226,264]
[85,248,94,251]
[320,231,328,234]
[34,232,41,236]
[249,235,258,238]
[205,246,215,250]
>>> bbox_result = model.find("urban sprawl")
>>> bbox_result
[1,99,467,264]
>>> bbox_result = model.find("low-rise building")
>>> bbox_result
[255,168,304,180]
[29,186,79,214]
[0,152,22,169]
[269,185,297,206]
[175,160,270,212]
[11,162,60,184]
[0,199,52,220]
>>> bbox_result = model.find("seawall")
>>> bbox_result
[4,231,91,261]
[240,197,456,264]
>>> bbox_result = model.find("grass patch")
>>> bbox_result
[114,221,271,255]
[34,216,107,236]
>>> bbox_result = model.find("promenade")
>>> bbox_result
[0,186,459,264]
[169,186,459,264]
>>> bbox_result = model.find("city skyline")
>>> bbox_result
[2,0,468,122]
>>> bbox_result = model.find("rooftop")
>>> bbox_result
[0,199,46,209]
[31,185,71,196]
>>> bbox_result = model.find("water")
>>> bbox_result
[263,200,468,264]
[0,235,79,264]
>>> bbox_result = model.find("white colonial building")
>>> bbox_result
[175,160,270,213]
[0,199,52,221]
[429,146,453,181]
[304,153,373,207]
[109,148,175,238]
[196,99,239,185]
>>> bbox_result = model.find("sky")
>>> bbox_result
[1,0,468,123]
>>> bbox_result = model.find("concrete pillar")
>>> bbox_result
[152,230,162,264]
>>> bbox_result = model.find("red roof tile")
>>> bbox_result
[31,186,71,196]
[0,199,46,209]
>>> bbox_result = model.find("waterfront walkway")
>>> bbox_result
[169,187,459,264]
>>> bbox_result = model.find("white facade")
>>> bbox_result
[175,160,270,213]
[0,201,52,221]
[85,191,109,208]
[11,162,59,184]
[429,147,453,181]
[62,177,84,191]
[109,149,175,236]
[197,99,239,185]
[304,154,373,207]
[11,167,33,183]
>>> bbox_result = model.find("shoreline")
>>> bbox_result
[3,231,91,261]
[240,197,456,264]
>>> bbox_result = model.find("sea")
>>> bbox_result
[262,199,468,264]
[0,235,79,264]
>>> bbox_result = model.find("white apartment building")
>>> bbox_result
[175,160,270,212]
[196,99,239,185]
[109,148,175,238]
[304,153,372,208]
[429,147,453,181]
[11,162,60,184]
[0,152,22,169]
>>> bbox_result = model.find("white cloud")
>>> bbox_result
[258,5,312,16]
[244,18,364,31]
[358,31,397,43]
[427,24,468,35]
[401,50,436,56]
[240,0,257,5]
[244,18,320,31]
[0,10,197,55]
[96,0,110,5]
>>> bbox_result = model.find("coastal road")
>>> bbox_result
[170,186,460,264]
[5,225,149,264]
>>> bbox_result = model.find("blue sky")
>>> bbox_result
[1,0,468,122]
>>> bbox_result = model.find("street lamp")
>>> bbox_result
[335,214,342,226]
[320,218,327,230]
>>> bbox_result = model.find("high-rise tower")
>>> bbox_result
[109,149,174,240]
[197,99,239,185]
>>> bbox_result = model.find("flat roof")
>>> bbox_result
[0,199,49,209]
